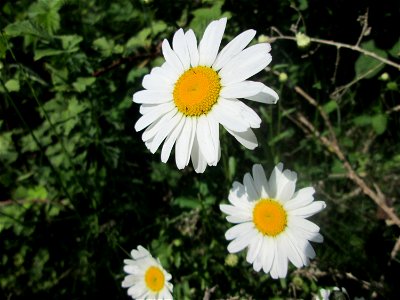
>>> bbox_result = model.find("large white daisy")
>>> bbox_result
[220,163,326,279]
[133,18,279,173]
[122,245,173,299]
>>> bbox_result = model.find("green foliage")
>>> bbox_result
[0,0,399,299]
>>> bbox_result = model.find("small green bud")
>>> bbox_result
[296,32,311,48]
[386,81,398,91]
[292,276,303,288]
[279,72,288,83]
[224,253,238,267]
[172,239,182,247]
[258,34,270,43]
[379,72,390,81]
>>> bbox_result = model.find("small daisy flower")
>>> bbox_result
[122,245,173,299]
[133,18,278,173]
[220,163,326,279]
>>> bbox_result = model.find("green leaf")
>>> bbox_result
[388,38,400,57]
[58,35,83,50]
[322,100,338,114]
[28,0,64,34]
[34,48,65,60]
[353,115,371,126]
[173,197,201,209]
[4,20,51,40]
[354,40,387,79]
[93,37,114,57]
[371,114,387,135]
[72,77,96,92]
[5,79,20,92]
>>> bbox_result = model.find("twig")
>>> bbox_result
[269,35,400,70]
[390,236,400,260]
[203,285,217,300]
[355,8,370,47]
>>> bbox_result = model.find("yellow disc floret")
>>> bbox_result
[253,199,287,236]
[173,66,221,116]
[144,266,165,292]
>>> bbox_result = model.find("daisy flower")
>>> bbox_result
[122,245,173,299]
[133,18,278,173]
[220,163,326,279]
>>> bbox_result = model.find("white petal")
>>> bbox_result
[150,66,175,85]
[162,39,184,73]
[185,29,199,67]
[284,187,315,211]
[290,201,326,218]
[252,164,269,198]
[142,73,172,91]
[237,101,262,128]
[134,102,175,132]
[175,118,193,169]
[276,169,297,203]
[286,231,309,266]
[220,81,264,98]
[276,237,288,278]
[211,99,250,132]
[173,28,190,70]
[219,43,272,85]
[148,113,183,154]
[281,233,303,268]
[133,90,172,104]
[288,216,320,233]
[227,233,252,253]
[226,127,258,150]
[190,131,207,173]
[160,116,185,163]
[243,173,259,201]
[228,182,252,209]
[161,61,180,82]
[142,110,177,142]
[226,214,252,223]
[213,29,256,71]
[262,237,275,274]
[206,114,220,166]
[198,18,227,66]
[246,233,263,264]
[268,163,284,199]
[197,116,218,165]
[225,222,254,240]
[245,84,279,104]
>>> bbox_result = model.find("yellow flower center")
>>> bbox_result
[252,199,287,236]
[144,266,165,292]
[173,66,221,116]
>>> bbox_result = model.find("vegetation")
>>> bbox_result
[0,0,399,299]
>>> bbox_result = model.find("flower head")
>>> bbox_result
[220,163,326,279]
[122,245,173,299]
[133,18,278,173]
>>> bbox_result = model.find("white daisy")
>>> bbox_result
[133,18,278,173]
[122,245,173,299]
[220,163,326,279]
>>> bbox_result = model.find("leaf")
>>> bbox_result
[354,40,387,79]
[72,77,96,92]
[58,35,83,50]
[93,37,114,57]
[322,100,338,114]
[388,38,400,57]
[28,0,64,34]
[371,114,387,135]
[353,115,371,126]
[4,20,51,40]
[173,197,201,209]
[34,48,65,60]
[5,79,20,92]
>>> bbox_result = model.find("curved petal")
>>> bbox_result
[245,84,279,104]
[268,163,284,199]
[198,18,227,66]
[243,172,260,201]
[190,130,207,173]
[148,113,183,154]
[160,116,185,163]
[196,115,218,165]
[284,187,315,211]
[226,127,258,150]
[252,164,269,198]
[227,233,252,253]
[175,117,195,169]
[133,90,172,104]
[220,81,264,98]
[142,110,177,142]
[225,222,254,240]
[219,43,272,85]
[210,99,250,132]
[213,29,256,71]
[290,201,326,218]
[185,29,199,67]
[276,169,297,203]
[173,28,190,70]
[142,73,173,91]
[134,102,175,132]
[162,39,184,73]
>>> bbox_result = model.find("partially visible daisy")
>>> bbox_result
[133,18,278,173]
[122,245,173,299]
[220,163,326,279]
